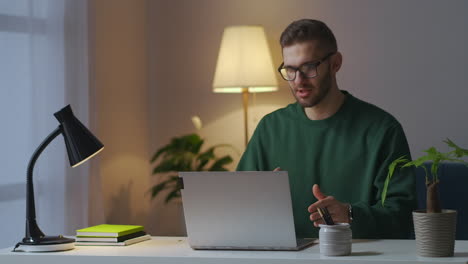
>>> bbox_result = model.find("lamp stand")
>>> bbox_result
[242,88,249,147]
[14,126,75,252]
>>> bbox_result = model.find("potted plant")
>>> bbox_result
[150,133,234,203]
[382,138,468,257]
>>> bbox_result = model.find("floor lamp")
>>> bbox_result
[212,25,278,147]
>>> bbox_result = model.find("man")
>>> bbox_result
[237,19,416,239]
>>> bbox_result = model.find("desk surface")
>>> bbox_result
[0,237,467,264]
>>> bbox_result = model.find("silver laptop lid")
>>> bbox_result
[179,171,301,250]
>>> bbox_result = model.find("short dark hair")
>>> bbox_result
[280,19,337,52]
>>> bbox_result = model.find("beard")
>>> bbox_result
[291,68,332,108]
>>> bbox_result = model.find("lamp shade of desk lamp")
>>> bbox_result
[15,105,104,252]
[212,25,278,146]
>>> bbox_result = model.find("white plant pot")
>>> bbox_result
[412,209,457,257]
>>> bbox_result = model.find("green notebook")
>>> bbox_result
[76,224,144,237]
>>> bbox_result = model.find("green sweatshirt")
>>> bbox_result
[237,91,416,239]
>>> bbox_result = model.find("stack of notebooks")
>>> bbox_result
[75,224,151,246]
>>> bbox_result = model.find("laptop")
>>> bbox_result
[179,171,315,251]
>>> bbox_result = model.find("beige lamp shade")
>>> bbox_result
[212,25,278,93]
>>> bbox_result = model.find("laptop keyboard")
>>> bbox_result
[297,238,316,247]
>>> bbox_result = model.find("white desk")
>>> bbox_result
[0,237,467,264]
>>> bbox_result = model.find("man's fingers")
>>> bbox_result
[308,203,317,213]
[308,196,332,213]
[312,184,327,200]
[310,211,325,227]
[309,184,326,213]
[309,211,322,222]
[313,220,324,227]
[273,167,281,171]
[307,188,350,225]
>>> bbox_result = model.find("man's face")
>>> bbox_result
[282,41,333,108]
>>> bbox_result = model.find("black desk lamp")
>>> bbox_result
[14,105,104,252]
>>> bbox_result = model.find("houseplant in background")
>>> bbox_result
[382,138,468,257]
[150,117,235,203]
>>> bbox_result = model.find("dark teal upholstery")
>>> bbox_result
[415,162,468,240]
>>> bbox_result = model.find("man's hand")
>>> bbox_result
[308,184,349,226]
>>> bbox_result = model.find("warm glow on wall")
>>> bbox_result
[212,25,278,146]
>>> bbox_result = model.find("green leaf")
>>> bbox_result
[403,154,431,168]
[209,155,233,171]
[149,182,167,198]
[152,160,176,174]
[196,147,216,170]
[149,178,175,198]
[165,189,181,204]
[150,145,171,163]
[150,133,235,202]
[421,165,429,183]
[430,161,439,182]
[423,147,440,160]
[383,139,468,208]
[445,138,468,158]
[152,159,183,174]
[382,155,409,206]
[198,147,215,160]
[174,134,203,154]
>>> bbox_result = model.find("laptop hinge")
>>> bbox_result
[178,177,184,189]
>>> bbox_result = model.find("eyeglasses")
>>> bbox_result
[278,52,335,81]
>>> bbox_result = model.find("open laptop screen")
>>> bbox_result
[179,171,314,250]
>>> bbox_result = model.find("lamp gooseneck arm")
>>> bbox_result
[25,125,62,240]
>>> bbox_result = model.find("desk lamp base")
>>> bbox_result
[14,235,75,252]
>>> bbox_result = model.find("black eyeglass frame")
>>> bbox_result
[277,52,336,81]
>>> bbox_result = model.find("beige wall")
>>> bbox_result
[91,0,151,227]
[148,0,292,160]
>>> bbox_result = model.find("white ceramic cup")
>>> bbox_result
[319,223,352,256]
